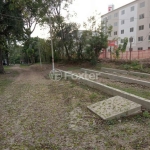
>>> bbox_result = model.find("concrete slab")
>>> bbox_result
[87,96,142,120]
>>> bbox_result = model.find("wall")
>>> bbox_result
[118,3,138,50]
[136,0,150,50]
[99,49,150,60]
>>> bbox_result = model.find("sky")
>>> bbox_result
[32,0,135,39]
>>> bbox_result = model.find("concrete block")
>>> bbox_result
[87,96,142,120]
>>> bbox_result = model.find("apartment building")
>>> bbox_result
[101,0,150,51]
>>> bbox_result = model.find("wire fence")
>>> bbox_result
[99,49,150,60]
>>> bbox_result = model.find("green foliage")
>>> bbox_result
[114,38,128,59]
[122,64,130,70]
[81,13,111,65]
[143,111,150,118]
[0,0,24,72]
[121,61,141,71]
[0,0,111,71]
[89,93,98,101]
[131,60,139,66]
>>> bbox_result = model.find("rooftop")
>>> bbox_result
[101,0,140,17]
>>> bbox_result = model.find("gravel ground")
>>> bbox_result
[0,65,150,150]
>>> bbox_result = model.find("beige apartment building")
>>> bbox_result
[101,0,150,51]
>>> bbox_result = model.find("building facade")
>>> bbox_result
[101,0,150,51]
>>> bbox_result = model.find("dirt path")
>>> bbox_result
[0,65,150,150]
[10,65,47,84]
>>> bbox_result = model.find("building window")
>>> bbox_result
[114,22,118,26]
[139,25,144,30]
[131,6,134,11]
[140,2,145,8]
[121,10,125,15]
[114,13,118,17]
[121,30,124,34]
[148,35,150,40]
[114,31,117,35]
[121,20,125,25]
[138,36,143,41]
[130,17,134,22]
[138,47,143,50]
[139,14,144,19]
[130,27,134,32]
[148,47,150,50]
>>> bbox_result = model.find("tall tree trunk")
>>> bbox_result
[64,44,71,61]
[0,48,4,74]
[6,50,9,66]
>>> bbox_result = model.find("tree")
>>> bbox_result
[114,37,128,60]
[83,14,112,65]
[22,37,40,64]
[0,0,24,73]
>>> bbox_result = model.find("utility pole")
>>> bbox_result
[129,37,133,61]
[49,16,55,72]
[105,18,108,59]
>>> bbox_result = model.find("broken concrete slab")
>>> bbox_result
[87,96,142,120]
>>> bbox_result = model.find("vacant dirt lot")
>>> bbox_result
[0,64,150,150]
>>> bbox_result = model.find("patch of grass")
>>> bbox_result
[143,111,150,118]
[9,143,61,150]
[89,93,98,102]
[20,64,29,68]
[121,62,141,71]
[0,79,12,94]
[4,66,11,70]
[130,137,150,150]
[0,69,19,94]
[123,87,150,100]
[106,83,150,100]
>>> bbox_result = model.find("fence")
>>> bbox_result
[99,49,150,60]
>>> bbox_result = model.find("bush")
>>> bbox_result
[131,60,139,66]
[90,57,97,66]
[123,64,130,70]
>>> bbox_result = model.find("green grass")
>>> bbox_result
[106,83,150,100]
[20,64,29,68]
[0,79,12,94]
[0,68,19,94]
[4,66,11,70]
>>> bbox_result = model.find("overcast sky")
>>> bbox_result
[32,0,135,39]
